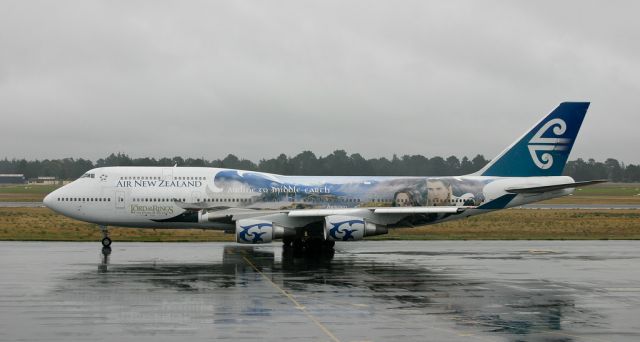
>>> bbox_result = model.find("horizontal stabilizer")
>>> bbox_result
[505,180,608,194]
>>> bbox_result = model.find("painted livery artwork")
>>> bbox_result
[206,170,491,209]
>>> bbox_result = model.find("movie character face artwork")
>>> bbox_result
[394,191,412,207]
[427,179,451,206]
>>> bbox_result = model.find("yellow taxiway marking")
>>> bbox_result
[242,255,341,342]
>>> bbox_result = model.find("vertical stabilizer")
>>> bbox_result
[476,102,589,177]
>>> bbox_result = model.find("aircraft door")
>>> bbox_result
[115,190,125,209]
[162,168,173,180]
[191,191,203,203]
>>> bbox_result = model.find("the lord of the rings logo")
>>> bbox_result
[130,204,175,215]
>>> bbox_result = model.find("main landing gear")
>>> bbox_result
[99,225,112,248]
[283,237,335,254]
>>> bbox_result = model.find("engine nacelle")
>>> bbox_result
[235,219,285,244]
[324,215,388,241]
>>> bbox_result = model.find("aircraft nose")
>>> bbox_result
[43,193,53,209]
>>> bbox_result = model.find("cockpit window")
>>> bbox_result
[80,173,95,179]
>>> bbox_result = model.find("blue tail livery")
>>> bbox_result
[477,102,589,177]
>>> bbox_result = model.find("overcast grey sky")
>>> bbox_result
[1,1,638,163]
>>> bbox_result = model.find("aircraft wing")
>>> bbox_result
[191,206,467,224]
[505,179,607,194]
[288,206,463,217]
[175,201,465,217]
[372,207,463,214]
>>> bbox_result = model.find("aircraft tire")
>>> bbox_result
[101,237,112,247]
[292,238,305,252]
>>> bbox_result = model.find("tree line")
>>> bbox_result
[1,151,639,182]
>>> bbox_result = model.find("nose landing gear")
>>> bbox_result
[99,225,112,247]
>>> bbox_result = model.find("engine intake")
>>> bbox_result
[235,219,285,244]
[324,215,387,241]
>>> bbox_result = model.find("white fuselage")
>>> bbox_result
[44,166,574,230]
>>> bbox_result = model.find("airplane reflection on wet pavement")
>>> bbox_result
[1,241,639,341]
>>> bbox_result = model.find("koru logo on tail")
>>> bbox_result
[527,118,571,169]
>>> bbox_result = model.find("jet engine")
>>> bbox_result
[235,219,286,244]
[324,215,388,241]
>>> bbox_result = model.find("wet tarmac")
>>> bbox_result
[1,241,639,342]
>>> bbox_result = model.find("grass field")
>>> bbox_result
[540,183,640,205]
[0,184,62,202]
[0,207,233,242]
[1,207,639,242]
[375,209,640,240]
[571,183,640,196]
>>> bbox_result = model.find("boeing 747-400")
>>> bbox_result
[44,102,604,251]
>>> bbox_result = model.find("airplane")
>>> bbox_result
[44,102,605,251]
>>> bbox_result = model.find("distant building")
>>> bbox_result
[0,174,26,184]
[28,176,59,185]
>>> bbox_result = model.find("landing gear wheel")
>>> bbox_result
[324,240,335,249]
[99,225,111,247]
[101,237,112,247]
[306,238,324,252]
[292,238,305,252]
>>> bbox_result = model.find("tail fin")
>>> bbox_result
[476,102,590,177]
